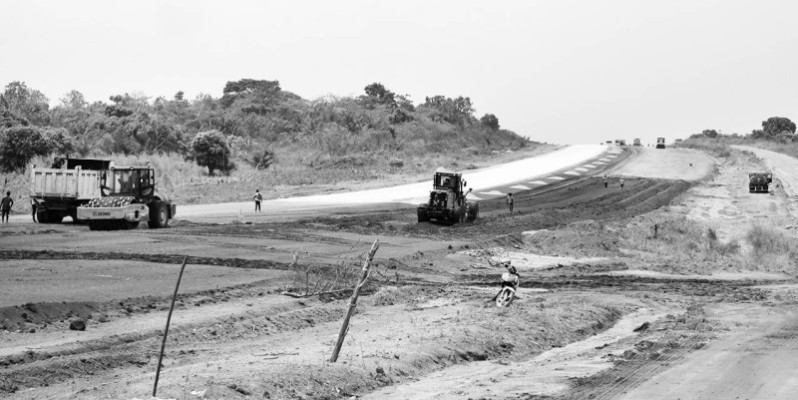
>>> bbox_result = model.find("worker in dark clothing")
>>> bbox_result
[620,178,625,189]
[603,175,608,189]
[506,193,514,213]
[254,189,263,212]
[31,198,37,222]
[1,191,13,223]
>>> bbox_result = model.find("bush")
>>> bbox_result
[746,224,792,256]
[251,148,275,170]
[189,130,235,175]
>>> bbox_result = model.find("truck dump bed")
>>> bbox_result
[31,168,102,200]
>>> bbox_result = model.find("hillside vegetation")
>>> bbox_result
[0,80,537,207]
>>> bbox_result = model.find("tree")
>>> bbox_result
[762,117,796,137]
[59,90,88,109]
[701,129,719,138]
[420,95,475,126]
[220,79,283,113]
[480,114,500,130]
[1,81,51,126]
[190,130,234,175]
[362,82,396,107]
[0,126,53,172]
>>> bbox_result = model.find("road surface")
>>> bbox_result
[614,145,798,400]
[177,144,616,219]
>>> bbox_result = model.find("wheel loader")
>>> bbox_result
[417,172,478,224]
[749,172,772,193]
[77,166,176,230]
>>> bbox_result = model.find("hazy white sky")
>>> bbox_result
[2,0,797,144]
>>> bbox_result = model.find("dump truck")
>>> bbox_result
[417,172,478,224]
[30,158,111,223]
[749,172,772,193]
[77,166,176,230]
[633,138,641,146]
[656,137,666,149]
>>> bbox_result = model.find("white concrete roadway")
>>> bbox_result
[178,144,618,218]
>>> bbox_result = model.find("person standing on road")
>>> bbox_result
[254,189,263,212]
[30,198,37,222]
[1,191,13,223]
[506,193,514,214]
[619,178,625,190]
[603,175,608,189]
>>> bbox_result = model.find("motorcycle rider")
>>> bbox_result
[492,260,520,302]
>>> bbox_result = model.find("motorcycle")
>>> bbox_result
[493,262,520,307]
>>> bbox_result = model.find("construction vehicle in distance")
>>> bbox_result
[417,171,478,224]
[618,139,627,146]
[77,166,176,230]
[30,158,111,223]
[633,138,641,146]
[749,172,772,193]
[656,137,666,149]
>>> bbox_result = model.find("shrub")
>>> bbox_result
[746,224,792,256]
[189,130,235,175]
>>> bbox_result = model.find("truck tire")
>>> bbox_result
[37,210,63,224]
[417,206,430,223]
[466,202,479,222]
[148,202,169,228]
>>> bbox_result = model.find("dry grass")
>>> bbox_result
[624,216,798,273]
[623,217,738,262]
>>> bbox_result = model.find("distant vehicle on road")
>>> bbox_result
[674,139,683,146]
[656,137,666,149]
[633,138,641,146]
[749,172,772,193]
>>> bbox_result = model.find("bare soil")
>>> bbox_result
[2,145,798,399]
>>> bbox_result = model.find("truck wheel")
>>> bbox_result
[37,210,63,224]
[148,202,169,228]
[466,202,479,222]
[417,206,429,223]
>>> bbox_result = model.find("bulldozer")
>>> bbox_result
[749,172,772,193]
[77,166,176,230]
[417,172,478,224]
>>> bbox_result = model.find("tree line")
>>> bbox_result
[0,80,522,175]
[692,116,796,142]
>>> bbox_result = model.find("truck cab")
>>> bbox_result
[656,137,666,149]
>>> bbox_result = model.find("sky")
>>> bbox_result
[2,0,797,145]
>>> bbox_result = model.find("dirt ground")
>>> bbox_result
[2,145,798,399]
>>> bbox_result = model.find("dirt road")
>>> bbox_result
[14,143,798,400]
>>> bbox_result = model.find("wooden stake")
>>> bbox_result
[330,240,380,362]
[153,256,188,397]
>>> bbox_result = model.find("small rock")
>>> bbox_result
[69,319,87,331]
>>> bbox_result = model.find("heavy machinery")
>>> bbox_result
[417,172,478,224]
[749,172,772,193]
[30,158,111,223]
[656,137,666,149]
[633,138,641,146]
[77,166,176,230]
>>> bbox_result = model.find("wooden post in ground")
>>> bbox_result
[153,256,188,398]
[330,240,380,362]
